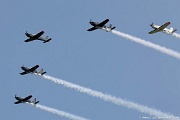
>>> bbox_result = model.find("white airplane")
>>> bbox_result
[149,22,177,34]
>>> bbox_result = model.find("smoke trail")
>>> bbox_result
[172,33,180,39]
[28,103,89,120]
[36,74,179,120]
[111,30,180,60]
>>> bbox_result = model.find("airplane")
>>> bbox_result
[25,31,52,43]
[87,19,116,32]
[20,65,46,75]
[149,22,177,34]
[14,95,39,104]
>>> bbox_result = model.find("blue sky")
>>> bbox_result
[1,0,180,120]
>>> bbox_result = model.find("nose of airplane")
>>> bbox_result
[41,30,44,33]
[90,22,93,25]
[168,22,170,24]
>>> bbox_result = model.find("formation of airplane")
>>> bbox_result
[25,31,52,43]
[14,95,39,104]
[149,22,177,34]
[20,65,46,75]
[87,19,116,32]
[16,19,178,106]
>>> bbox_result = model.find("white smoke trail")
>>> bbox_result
[28,103,89,120]
[172,33,180,39]
[111,30,180,60]
[37,74,179,120]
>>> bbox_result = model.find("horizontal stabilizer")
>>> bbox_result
[172,29,177,33]
[35,101,39,104]
[41,72,47,75]
[111,27,116,30]
[32,98,39,104]
[43,38,52,43]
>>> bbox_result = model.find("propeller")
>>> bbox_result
[150,23,153,26]
[90,19,93,23]
[25,31,28,35]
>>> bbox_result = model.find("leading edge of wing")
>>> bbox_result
[33,31,44,39]
[23,95,32,101]
[25,39,34,42]
[149,28,160,34]
[98,19,109,27]
[87,27,98,31]
[20,72,28,75]
[29,65,39,72]
[158,22,170,31]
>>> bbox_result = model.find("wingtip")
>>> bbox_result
[36,65,39,67]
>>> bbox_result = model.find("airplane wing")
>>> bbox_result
[87,27,98,31]
[22,95,32,101]
[25,39,34,42]
[97,19,109,27]
[14,101,22,104]
[29,65,39,72]
[149,22,170,34]
[32,31,44,39]
[149,29,160,34]
[20,71,28,75]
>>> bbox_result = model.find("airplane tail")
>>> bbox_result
[109,24,112,28]
[45,36,49,40]
[109,24,115,30]
[43,38,52,43]
[111,27,116,30]
[170,27,177,33]
[172,29,177,33]
[41,71,47,75]
[38,69,47,75]
[32,98,39,104]
[105,24,116,32]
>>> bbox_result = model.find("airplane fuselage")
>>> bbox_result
[151,24,176,34]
